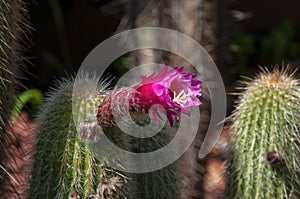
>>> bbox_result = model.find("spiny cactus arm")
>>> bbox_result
[28,75,127,199]
[227,66,300,199]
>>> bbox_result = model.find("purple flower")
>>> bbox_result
[135,64,202,126]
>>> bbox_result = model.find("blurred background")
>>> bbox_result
[23,0,300,115]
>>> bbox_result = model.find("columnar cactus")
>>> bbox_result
[29,65,202,199]
[28,76,126,199]
[0,0,30,197]
[227,66,300,198]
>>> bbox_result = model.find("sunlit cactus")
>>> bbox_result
[28,75,127,199]
[227,66,300,198]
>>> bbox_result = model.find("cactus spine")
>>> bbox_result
[227,66,300,198]
[0,0,30,197]
[28,76,126,199]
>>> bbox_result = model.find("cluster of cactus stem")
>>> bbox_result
[0,0,30,197]
[227,66,300,198]
[28,74,178,199]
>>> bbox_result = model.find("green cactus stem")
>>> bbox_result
[28,75,126,199]
[227,66,300,198]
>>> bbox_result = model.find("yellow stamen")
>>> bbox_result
[173,90,189,106]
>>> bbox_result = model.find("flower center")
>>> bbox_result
[172,90,190,106]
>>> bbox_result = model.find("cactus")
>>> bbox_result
[93,65,202,199]
[28,75,127,199]
[94,89,179,199]
[227,66,300,198]
[28,75,178,199]
[29,65,201,198]
[0,0,30,197]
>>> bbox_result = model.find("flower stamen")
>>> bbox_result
[173,90,190,107]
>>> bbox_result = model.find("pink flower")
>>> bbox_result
[134,65,202,126]
[97,65,202,129]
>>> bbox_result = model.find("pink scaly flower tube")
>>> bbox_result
[97,65,202,128]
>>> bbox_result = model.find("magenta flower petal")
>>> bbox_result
[134,64,202,127]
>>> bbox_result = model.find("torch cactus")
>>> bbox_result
[29,65,202,199]
[227,66,300,198]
